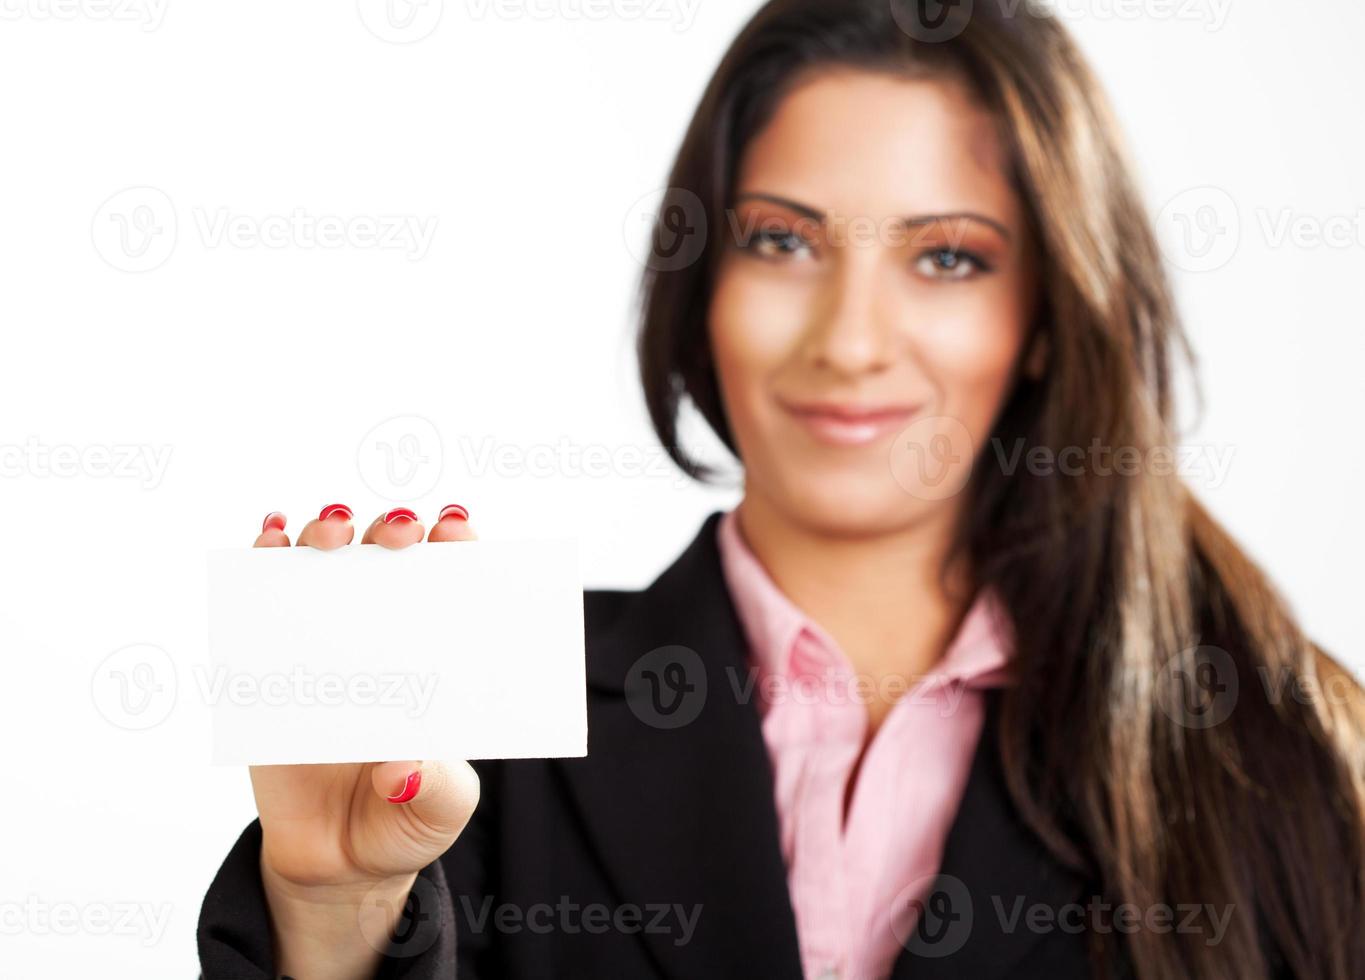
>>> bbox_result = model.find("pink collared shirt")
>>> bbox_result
[715,509,1015,980]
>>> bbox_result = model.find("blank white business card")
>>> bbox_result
[205,538,586,765]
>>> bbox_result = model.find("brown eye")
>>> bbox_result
[915,248,986,280]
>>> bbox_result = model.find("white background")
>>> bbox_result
[1,0,1361,974]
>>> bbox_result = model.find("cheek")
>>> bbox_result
[911,283,1031,429]
[708,262,812,413]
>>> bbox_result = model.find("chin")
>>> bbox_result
[763,462,938,538]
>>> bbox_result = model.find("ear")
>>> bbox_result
[1022,326,1049,380]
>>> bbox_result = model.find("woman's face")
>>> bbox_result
[708,69,1040,537]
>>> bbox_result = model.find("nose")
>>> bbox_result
[798,247,897,378]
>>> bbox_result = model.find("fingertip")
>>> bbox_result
[297,503,357,550]
[255,513,290,547]
[362,509,425,549]
[428,506,477,543]
[319,503,353,523]
[373,761,479,834]
[372,761,423,802]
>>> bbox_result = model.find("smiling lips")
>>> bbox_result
[780,399,921,447]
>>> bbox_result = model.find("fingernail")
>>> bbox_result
[262,512,287,533]
[438,504,470,523]
[386,770,421,804]
[383,507,418,525]
[319,503,353,522]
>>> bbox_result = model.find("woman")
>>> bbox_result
[197,1,1365,977]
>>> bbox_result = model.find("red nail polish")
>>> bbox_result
[319,503,353,522]
[386,770,421,804]
[262,512,287,533]
[383,507,418,525]
[438,504,470,522]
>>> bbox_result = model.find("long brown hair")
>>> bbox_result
[635,1,1365,977]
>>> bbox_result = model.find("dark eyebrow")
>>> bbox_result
[735,192,826,223]
[733,191,1013,243]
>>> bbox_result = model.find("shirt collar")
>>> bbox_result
[715,508,1014,688]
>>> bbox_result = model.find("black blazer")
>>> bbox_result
[198,511,1122,979]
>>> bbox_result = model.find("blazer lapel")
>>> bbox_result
[555,512,804,979]
[557,511,1088,980]
[889,690,1089,979]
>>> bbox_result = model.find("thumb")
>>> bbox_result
[371,760,481,837]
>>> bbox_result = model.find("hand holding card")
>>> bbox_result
[206,504,585,977]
